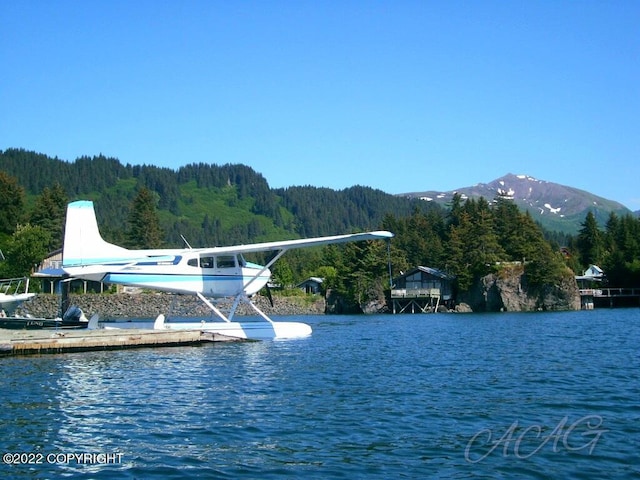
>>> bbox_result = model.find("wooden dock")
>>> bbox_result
[579,287,640,309]
[0,327,246,356]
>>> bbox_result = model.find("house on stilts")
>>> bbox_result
[390,266,455,313]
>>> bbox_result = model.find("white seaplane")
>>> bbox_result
[61,200,393,339]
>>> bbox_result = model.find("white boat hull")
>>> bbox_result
[0,292,36,314]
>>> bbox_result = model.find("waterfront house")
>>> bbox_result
[297,277,324,295]
[390,267,455,313]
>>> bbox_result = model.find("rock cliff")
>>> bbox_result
[460,266,580,312]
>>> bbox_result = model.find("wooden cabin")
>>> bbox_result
[297,277,324,295]
[390,266,455,313]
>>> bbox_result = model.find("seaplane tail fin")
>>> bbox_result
[62,200,133,267]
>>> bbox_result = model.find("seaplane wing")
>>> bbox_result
[61,200,394,339]
[204,231,394,255]
[62,201,392,267]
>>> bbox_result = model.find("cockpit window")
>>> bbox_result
[216,255,236,268]
[187,258,198,267]
[200,256,214,269]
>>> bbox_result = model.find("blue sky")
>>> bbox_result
[2,1,639,210]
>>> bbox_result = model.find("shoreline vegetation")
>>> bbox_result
[16,292,326,321]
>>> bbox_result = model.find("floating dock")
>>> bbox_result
[0,327,246,356]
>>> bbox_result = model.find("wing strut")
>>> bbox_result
[241,248,288,293]
[244,294,274,323]
[196,292,275,324]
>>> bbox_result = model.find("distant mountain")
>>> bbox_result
[401,173,632,234]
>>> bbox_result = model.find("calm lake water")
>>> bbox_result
[1,309,638,479]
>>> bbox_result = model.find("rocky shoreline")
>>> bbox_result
[16,292,327,320]
[14,268,582,319]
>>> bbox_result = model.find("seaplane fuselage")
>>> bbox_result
[65,252,269,298]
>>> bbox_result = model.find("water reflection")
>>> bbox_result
[53,348,211,463]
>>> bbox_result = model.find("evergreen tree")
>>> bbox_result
[493,196,526,260]
[29,183,68,251]
[321,244,348,295]
[602,213,640,286]
[576,211,604,268]
[381,213,411,278]
[463,197,505,278]
[0,171,26,237]
[405,209,435,266]
[127,187,163,248]
[618,215,640,262]
[314,265,338,293]
[272,259,295,288]
[446,211,474,291]
[524,239,569,289]
[340,241,385,308]
[446,192,465,231]
[0,224,51,278]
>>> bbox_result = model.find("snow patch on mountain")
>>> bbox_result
[544,203,562,214]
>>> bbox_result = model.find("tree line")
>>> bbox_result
[1,148,434,245]
[2,149,639,308]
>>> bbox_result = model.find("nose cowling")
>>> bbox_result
[243,265,271,296]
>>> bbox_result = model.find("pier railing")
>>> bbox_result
[391,288,441,298]
[579,288,640,298]
[0,277,30,295]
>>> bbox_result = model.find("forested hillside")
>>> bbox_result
[2,148,639,311]
[0,148,434,247]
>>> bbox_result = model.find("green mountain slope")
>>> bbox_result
[0,148,433,247]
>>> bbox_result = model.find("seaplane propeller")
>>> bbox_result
[263,284,274,308]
